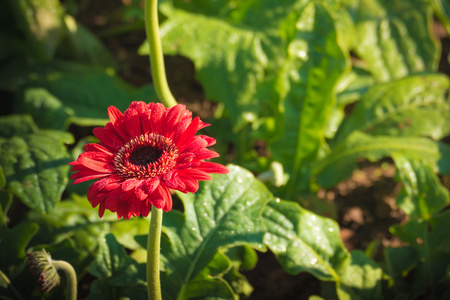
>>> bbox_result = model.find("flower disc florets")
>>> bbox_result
[69,102,229,219]
[114,133,178,179]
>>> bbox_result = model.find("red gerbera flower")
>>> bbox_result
[69,102,229,219]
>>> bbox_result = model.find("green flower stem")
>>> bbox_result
[147,207,163,300]
[52,260,77,300]
[144,0,178,107]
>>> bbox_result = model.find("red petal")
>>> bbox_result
[150,185,172,211]
[98,202,106,218]
[177,168,212,181]
[178,177,199,193]
[122,178,141,191]
[93,127,124,151]
[162,105,191,138]
[108,107,129,141]
[108,105,123,123]
[71,172,109,184]
[149,102,165,133]
[83,143,114,155]
[144,177,160,194]
[175,116,200,148]
[124,103,143,138]
[179,137,208,153]
[77,155,115,173]
[197,162,230,174]
[141,200,151,217]
[197,135,216,147]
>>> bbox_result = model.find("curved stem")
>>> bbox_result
[147,207,163,300]
[52,260,77,300]
[144,0,178,107]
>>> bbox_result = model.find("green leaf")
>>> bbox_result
[313,131,450,189]
[1,61,157,127]
[18,88,73,130]
[26,195,112,275]
[269,2,347,194]
[153,165,269,299]
[350,0,439,81]
[141,6,271,129]
[334,74,450,144]
[393,154,450,220]
[141,0,311,130]
[429,0,450,36]
[178,251,236,300]
[87,234,146,300]
[389,210,450,298]
[0,222,39,279]
[57,15,116,68]
[110,218,150,251]
[384,246,416,296]
[0,116,74,213]
[0,114,38,138]
[0,0,66,62]
[263,198,350,282]
[337,250,385,300]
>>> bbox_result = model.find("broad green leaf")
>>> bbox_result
[141,0,312,129]
[337,250,385,300]
[26,195,112,275]
[0,114,38,138]
[87,233,146,300]
[57,15,116,68]
[269,2,347,195]
[429,0,450,35]
[19,88,73,130]
[384,246,416,296]
[393,154,450,220]
[263,198,350,282]
[0,222,39,279]
[170,0,307,30]
[154,165,269,299]
[350,0,439,81]
[336,66,375,107]
[26,195,150,279]
[177,251,236,300]
[0,0,65,62]
[324,66,374,139]
[66,136,99,195]
[0,117,74,213]
[313,131,450,188]
[389,210,450,298]
[334,74,450,144]
[141,6,272,129]
[110,218,150,251]
[1,61,157,127]
[89,233,143,285]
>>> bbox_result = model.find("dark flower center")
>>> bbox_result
[114,133,178,179]
[129,146,163,166]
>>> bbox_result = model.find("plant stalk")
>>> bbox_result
[144,0,178,107]
[52,260,77,300]
[147,207,163,300]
